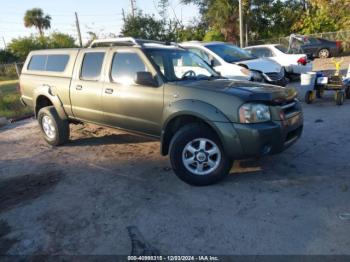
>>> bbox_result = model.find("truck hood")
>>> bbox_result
[237,58,282,73]
[177,79,297,103]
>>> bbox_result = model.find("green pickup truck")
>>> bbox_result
[19,38,303,186]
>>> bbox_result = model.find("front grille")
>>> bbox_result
[280,100,300,118]
[264,71,284,81]
[285,126,303,145]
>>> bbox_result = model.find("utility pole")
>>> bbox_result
[239,0,244,48]
[75,12,83,47]
[130,0,137,17]
[2,37,6,49]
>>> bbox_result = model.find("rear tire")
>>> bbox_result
[335,91,345,105]
[305,90,314,104]
[169,124,232,186]
[318,48,330,59]
[345,86,350,99]
[316,89,324,98]
[38,106,70,146]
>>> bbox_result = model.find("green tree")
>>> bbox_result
[48,32,76,48]
[8,33,76,61]
[203,29,225,41]
[175,22,207,41]
[0,50,18,64]
[121,12,165,40]
[24,8,51,36]
[158,0,169,20]
[293,0,350,34]
[121,11,179,41]
[8,36,46,61]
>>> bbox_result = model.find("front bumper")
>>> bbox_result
[232,112,303,158]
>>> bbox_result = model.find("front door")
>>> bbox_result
[70,50,106,123]
[102,49,164,136]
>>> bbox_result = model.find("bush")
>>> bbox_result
[8,33,76,61]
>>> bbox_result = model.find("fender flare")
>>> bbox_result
[33,84,68,120]
[160,99,238,155]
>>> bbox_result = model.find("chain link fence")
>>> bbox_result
[0,62,24,80]
[250,30,350,53]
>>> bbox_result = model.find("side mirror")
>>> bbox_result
[135,72,158,87]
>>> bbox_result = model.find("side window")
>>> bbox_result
[148,53,165,75]
[46,55,69,72]
[189,48,210,63]
[111,52,147,84]
[250,48,272,58]
[28,55,47,71]
[189,48,220,66]
[80,52,105,81]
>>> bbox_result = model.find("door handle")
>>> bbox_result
[76,85,83,90]
[105,88,114,94]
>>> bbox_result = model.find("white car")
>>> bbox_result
[244,44,312,75]
[180,41,288,86]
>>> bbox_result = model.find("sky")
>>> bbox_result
[0,0,200,48]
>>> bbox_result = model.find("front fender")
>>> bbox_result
[33,85,68,120]
[163,99,230,124]
[162,99,244,158]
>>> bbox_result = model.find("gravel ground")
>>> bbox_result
[1,80,350,255]
[313,56,350,72]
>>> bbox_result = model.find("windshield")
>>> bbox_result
[205,43,255,63]
[144,48,219,82]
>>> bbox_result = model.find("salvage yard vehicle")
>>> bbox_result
[181,41,288,86]
[19,38,303,186]
[244,44,312,76]
[288,34,342,59]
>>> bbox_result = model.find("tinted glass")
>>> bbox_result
[46,55,69,72]
[249,48,273,57]
[188,48,220,66]
[80,52,105,80]
[111,52,147,84]
[145,49,219,82]
[205,44,254,63]
[275,45,288,53]
[28,55,47,71]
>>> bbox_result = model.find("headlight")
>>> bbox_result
[249,70,264,82]
[239,103,271,123]
[240,67,251,76]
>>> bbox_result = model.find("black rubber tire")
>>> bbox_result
[305,90,314,104]
[169,124,233,186]
[318,48,330,59]
[38,106,70,146]
[345,86,350,99]
[316,89,324,98]
[335,91,345,105]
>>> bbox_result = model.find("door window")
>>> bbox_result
[248,48,273,58]
[80,52,105,81]
[111,52,148,84]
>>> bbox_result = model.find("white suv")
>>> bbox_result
[181,41,287,86]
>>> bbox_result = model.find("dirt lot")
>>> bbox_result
[1,83,350,255]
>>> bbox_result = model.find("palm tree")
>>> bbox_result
[24,8,51,37]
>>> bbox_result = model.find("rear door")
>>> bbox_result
[102,49,164,136]
[70,49,106,123]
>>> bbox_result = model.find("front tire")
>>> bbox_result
[169,124,233,186]
[38,106,70,146]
